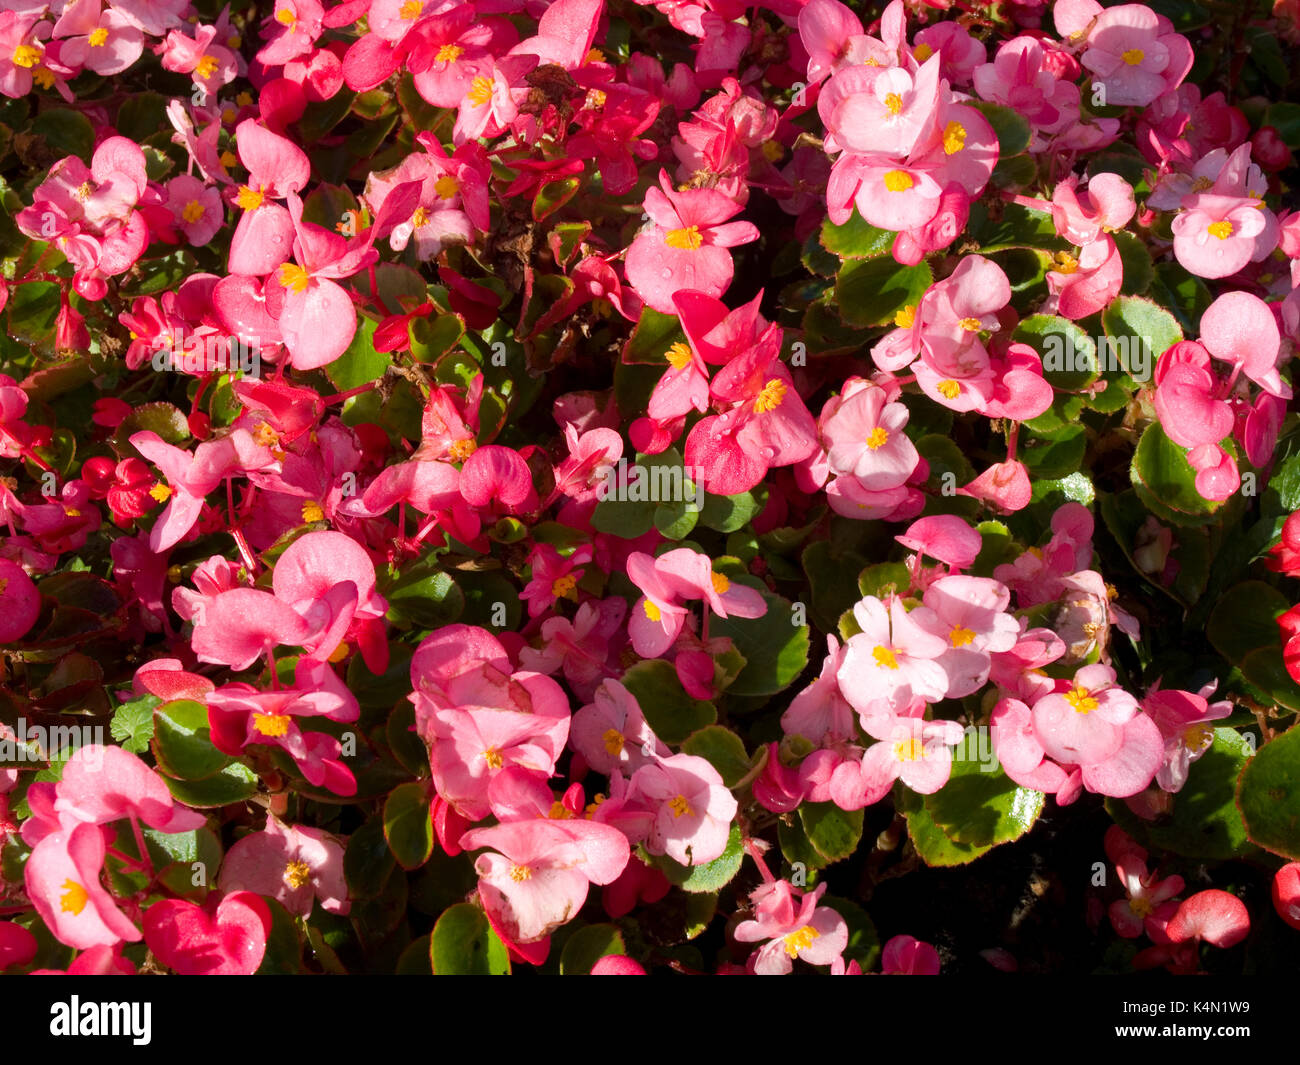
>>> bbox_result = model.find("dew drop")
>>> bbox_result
[760,446,776,461]
[660,268,672,280]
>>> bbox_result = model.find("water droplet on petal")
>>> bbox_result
[660,268,673,280]
[760,446,776,461]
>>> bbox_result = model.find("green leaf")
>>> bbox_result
[559,923,627,974]
[386,569,465,628]
[820,211,895,259]
[1207,581,1291,665]
[651,823,744,892]
[1114,230,1153,296]
[1131,422,1225,520]
[590,449,693,539]
[798,802,863,864]
[923,758,1044,848]
[803,540,868,634]
[430,903,511,975]
[857,561,911,599]
[1021,424,1087,481]
[898,787,994,867]
[32,110,94,163]
[255,897,304,974]
[621,659,716,744]
[968,101,1031,156]
[1101,296,1182,370]
[681,726,751,787]
[396,934,433,975]
[383,782,434,871]
[1150,262,1214,336]
[345,814,397,899]
[711,587,810,698]
[326,317,390,392]
[1108,730,1257,861]
[110,693,159,755]
[1236,725,1300,859]
[1013,314,1098,392]
[533,177,580,221]
[161,762,258,808]
[152,700,228,781]
[835,258,932,328]
[697,489,762,533]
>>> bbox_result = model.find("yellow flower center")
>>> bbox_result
[643,599,662,622]
[434,174,460,199]
[913,43,933,62]
[884,92,903,115]
[252,713,290,737]
[668,794,693,818]
[894,304,917,329]
[275,7,296,26]
[301,500,325,524]
[783,925,820,957]
[872,645,899,670]
[220,150,239,168]
[585,89,607,109]
[1191,176,1214,193]
[195,54,219,80]
[943,121,967,155]
[1207,220,1233,240]
[149,483,172,503]
[466,76,493,106]
[894,737,926,762]
[12,44,40,68]
[88,27,109,47]
[753,378,787,413]
[883,169,914,192]
[483,747,504,770]
[1064,685,1098,714]
[400,0,422,18]
[436,43,462,62]
[547,800,573,819]
[253,423,280,448]
[665,225,703,250]
[1121,48,1145,66]
[327,641,349,663]
[959,317,982,332]
[509,864,532,881]
[937,379,961,399]
[283,860,311,889]
[866,426,889,450]
[949,625,975,647]
[551,574,578,600]
[73,181,95,201]
[761,139,784,163]
[1182,723,1214,751]
[1053,251,1079,274]
[665,341,694,370]
[31,64,54,89]
[710,571,731,595]
[278,262,311,293]
[182,199,205,224]
[60,879,89,914]
[585,48,605,63]
[236,185,265,211]
[448,438,477,462]
[602,728,625,757]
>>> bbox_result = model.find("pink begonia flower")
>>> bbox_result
[0,557,40,642]
[602,855,672,919]
[32,944,136,975]
[973,37,1079,136]
[1187,443,1239,502]
[452,53,538,145]
[1152,340,1232,449]
[53,745,206,835]
[818,55,942,159]
[752,742,807,814]
[225,119,311,277]
[1199,289,1289,399]
[52,0,144,76]
[1050,173,1136,245]
[591,955,647,975]
[164,173,223,246]
[570,679,670,776]
[26,823,142,950]
[142,891,271,975]
[819,380,919,490]
[256,0,324,66]
[733,881,849,975]
[897,514,982,571]
[1142,683,1232,793]
[219,815,349,917]
[782,636,857,746]
[859,713,966,795]
[1071,2,1194,108]
[0,921,38,970]
[1171,193,1271,279]
[1032,663,1138,767]
[881,934,941,974]
[1273,864,1300,931]
[625,170,759,313]
[459,444,537,513]
[990,697,1072,797]
[187,587,315,671]
[0,12,54,99]
[1105,825,1183,939]
[1165,889,1250,948]
[1045,236,1123,321]
[957,459,1033,514]
[839,596,949,717]
[518,598,628,702]
[628,753,738,866]
[460,818,629,944]
[921,575,1019,697]
[158,22,240,99]
[913,21,986,85]
[410,625,571,822]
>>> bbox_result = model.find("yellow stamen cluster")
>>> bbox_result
[883,169,914,192]
[710,571,731,595]
[551,574,578,600]
[783,926,820,957]
[283,860,312,889]
[753,378,787,413]
[894,305,917,329]
[602,728,625,757]
[278,263,310,293]
[872,645,899,670]
[1206,220,1233,240]
[88,28,109,47]
[866,427,889,450]
[60,879,88,915]
[436,43,463,63]
[664,224,703,250]
[936,380,961,399]
[301,500,325,524]
[949,625,975,647]
[884,92,903,115]
[482,747,504,770]
[195,54,219,80]
[466,76,493,106]
[894,737,926,762]
[236,185,265,211]
[509,864,532,882]
[668,794,693,818]
[943,121,967,155]
[1121,48,1145,66]
[448,438,477,462]
[252,713,290,737]
[1064,685,1098,714]
[643,599,662,622]
[434,174,460,199]
[665,341,694,370]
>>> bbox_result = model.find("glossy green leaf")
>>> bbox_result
[681,726,751,787]
[430,903,511,975]
[923,757,1044,848]
[621,659,716,744]
[1236,725,1300,859]
[836,258,932,328]
[711,587,810,697]
[383,782,434,871]
[152,700,228,781]
[799,802,863,864]
[559,923,626,974]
